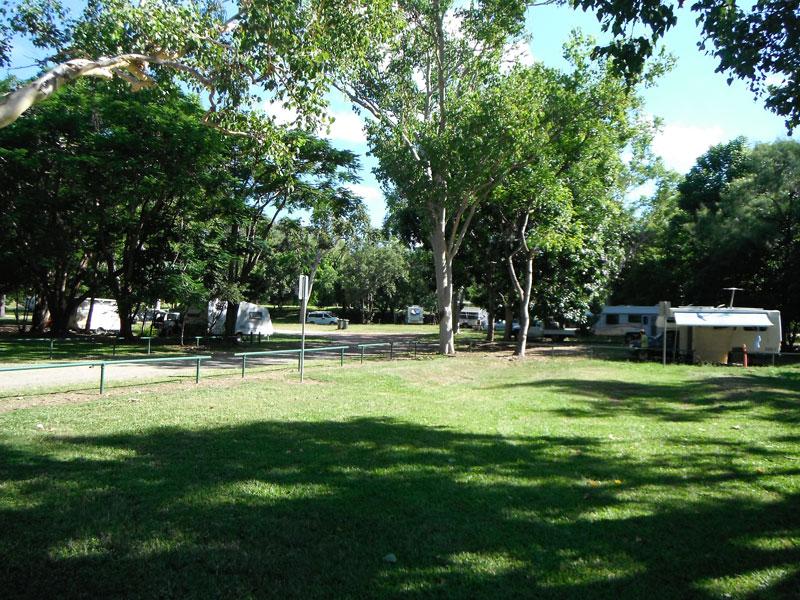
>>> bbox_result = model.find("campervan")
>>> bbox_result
[593,305,660,340]
[69,298,121,333]
[458,305,487,329]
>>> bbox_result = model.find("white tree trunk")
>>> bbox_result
[431,216,455,355]
[514,254,533,357]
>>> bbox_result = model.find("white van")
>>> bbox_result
[307,311,339,325]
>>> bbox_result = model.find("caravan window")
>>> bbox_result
[628,314,642,323]
[605,314,619,325]
[249,312,263,321]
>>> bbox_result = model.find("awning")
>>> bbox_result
[672,311,773,328]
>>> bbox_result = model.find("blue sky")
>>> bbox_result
[7,3,790,226]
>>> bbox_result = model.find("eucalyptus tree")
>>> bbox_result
[334,0,562,354]
[0,0,395,133]
[492,53,650,356]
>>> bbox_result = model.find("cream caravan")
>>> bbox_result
[658,306,781,364]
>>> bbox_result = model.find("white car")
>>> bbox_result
[306,311,339,325]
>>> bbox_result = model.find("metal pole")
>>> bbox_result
[99,363,106,394]
[662,321,668,366]
[300,289,307,383]
[340,347,344,366]
[146,338,151,355]
[250,332,254,344]
[49,338,54,359]
[258,333,261,344]
[195,358,201,383]
[241,356,246,378]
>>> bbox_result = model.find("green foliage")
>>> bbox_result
[2,0,398,135]
[614,139,800,348]
[338,234,410,323]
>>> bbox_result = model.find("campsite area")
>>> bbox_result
[1,353,799,599]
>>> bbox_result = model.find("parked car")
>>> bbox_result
[307,311,339,325]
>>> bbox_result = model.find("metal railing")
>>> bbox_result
[0,336,126,359]
[234,345,350,377]
[0,355,212,394]
[355,341,395,363]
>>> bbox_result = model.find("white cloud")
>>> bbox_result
[325,110,368,145]
[346,183,383,204]
[652,122,727,173]
[262,99,299,126]
[502,39,536,69]
[346,183,385,226]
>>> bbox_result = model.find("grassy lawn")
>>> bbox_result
[1,356,798,599]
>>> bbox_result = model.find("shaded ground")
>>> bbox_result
[0,357,798,598]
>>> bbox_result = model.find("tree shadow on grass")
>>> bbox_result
[493,372,800,424]
[0,418,798,599]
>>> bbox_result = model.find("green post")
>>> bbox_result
[340,347,344,366]
[360,346,364,364]
[99,363,106,394]
[241,356,247,378]
[389,341,394,360]
[195,357,201,383]
[49,338,54,360]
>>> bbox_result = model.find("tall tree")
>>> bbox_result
[1,0,395,133]
[336,0,569,354]
[0,79,231,336]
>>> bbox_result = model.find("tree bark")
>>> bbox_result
[511,253,534,357]
[224,300,239,337]
[431,221,455,355]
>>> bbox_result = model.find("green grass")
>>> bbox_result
[1,356,799,599]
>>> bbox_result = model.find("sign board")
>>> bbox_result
[658,300,671,317]
[297,275,309,300]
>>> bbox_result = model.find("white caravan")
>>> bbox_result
[593,305,661,340]
[204,300,274,336]
[406,305,424,324]
[69,298,121,333]
[458,305,487,329]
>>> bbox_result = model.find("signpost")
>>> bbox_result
[659,301,671,366]
[298,274,309,382]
